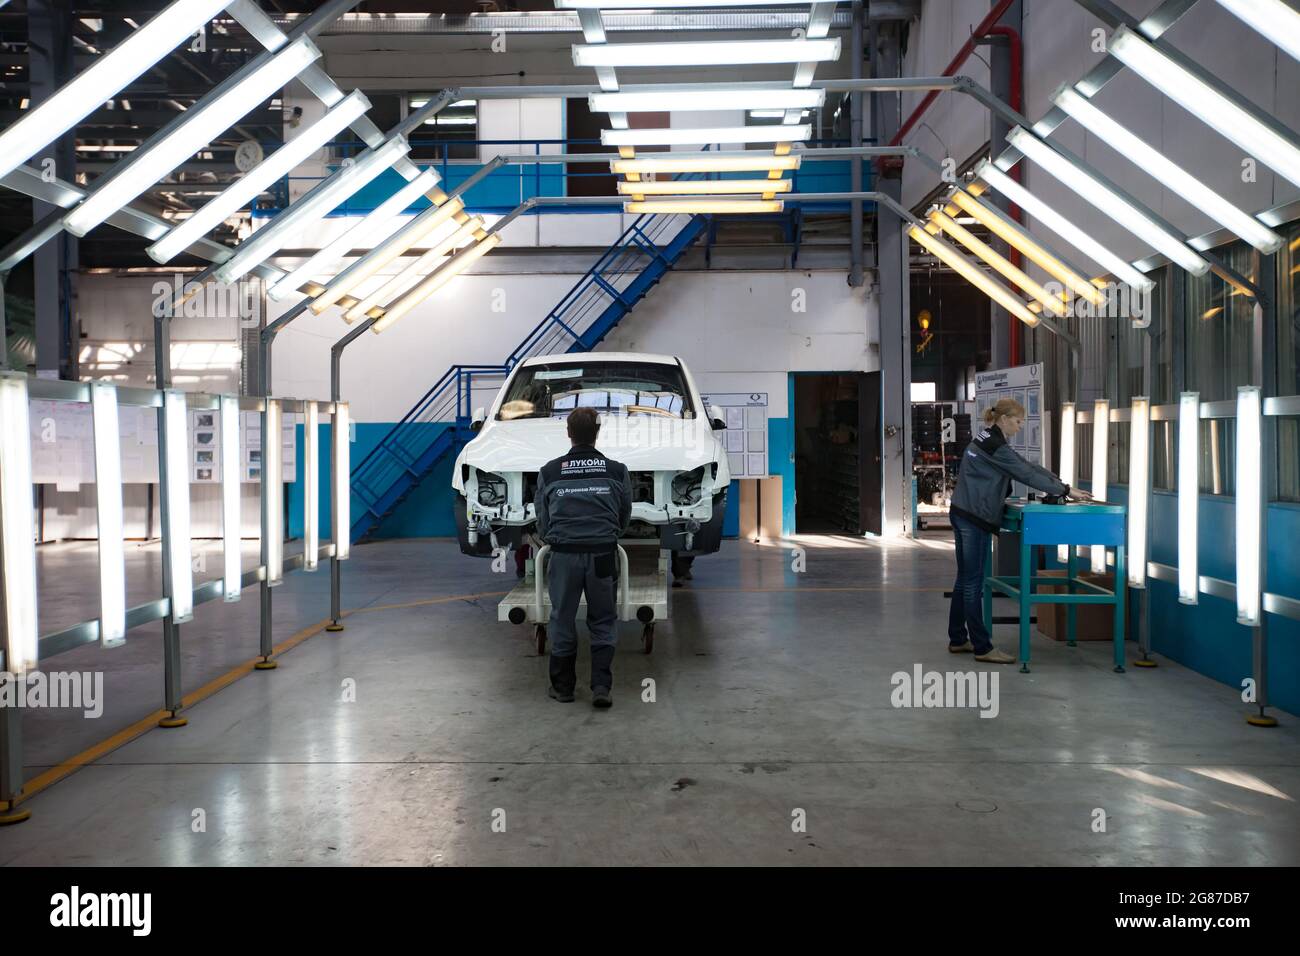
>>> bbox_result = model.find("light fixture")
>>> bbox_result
[148,90,372,264]
[343,217,484,322]
[220,395,242,602]
[333,402,350,561]
[310,195,466,316]
[618,179,793,196]
[213,135,412,286]
[973,163,1154,293]
[1052,88,1283,254]
[264,399,283,586]
[1091,399,1109,574]
[163,390,193,623]
[558,0,823,8]
[612,152,800,175]
[602,125,811,148]
[1178,392,1200,604]
[65,37,323,237]
[0,0,232,183]
[91,383,126,646]
[371,233,503,334]
[0,374,37,675]
[1215,0,1300,63]
[1058,402,1076,565]
[1127,397,1151,588]
[1007,126,1210,276]
[929,211,1067,316]
[908,225,1040,327]
[1108,25,1300,190]
[267,169,443,302]
[574,38,840,68]
[1235,386,1263,627]
[304,401,319,572]
[591,88,824,114]
[624,198,784,214]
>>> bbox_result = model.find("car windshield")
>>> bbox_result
[496,361,693,421]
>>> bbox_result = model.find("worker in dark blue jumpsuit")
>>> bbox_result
[534,407,633,708]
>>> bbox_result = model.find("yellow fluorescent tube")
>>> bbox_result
[928,210,1067,316]
[612,154,800,175]
[909,225,1040,327]
[343,217,484,322]
[372,233,503,334]
[949,190,1107,307]
[624,199,784,214]
[616,179,793,195]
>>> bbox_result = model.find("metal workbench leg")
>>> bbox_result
[1019,538,1031,673]
[1113,544,1126,673]
[1066,546,1078,647]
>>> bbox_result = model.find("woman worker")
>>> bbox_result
[948,397,1091,663]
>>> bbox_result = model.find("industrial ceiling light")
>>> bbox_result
[1057,403,1076,565]
[303,401,319,573]
[1052,88,1283,254]
[591,88,824,114]
[574,38,840,68]
[310,195,466,316]
[266,169,441,302]
[90,383,126,646]
[1127,397,1151,588]
[371,233,504,334]
[612,152,800,175]
[0,373,38,675]
[220,395,242,602]
[0,0,231,183]
[163,390,194,622]
[1235,386,1263,627]
[1108,25,1300,190]
[65,37,323,238]
[343,217,485,322]
[625,198,785,214]
[213,135,412,286]
[264,399,283,587]
[1215,0,1300,63]
[973,162,1155,293]
[333,402,350,561]
[908,225,1040,327]
[602,125,811,148]
[1177,392,1200,604]
[148,90,372,264]
[617,179,793,196]
[928,210,1068,316]
[1007,126,1210,276]
[1090,399,1109,573]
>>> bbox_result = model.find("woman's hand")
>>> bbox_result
[1070,488,1094,501]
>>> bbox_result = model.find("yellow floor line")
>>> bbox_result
[348,590,510,614]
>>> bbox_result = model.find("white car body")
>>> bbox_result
[452,352,731,555]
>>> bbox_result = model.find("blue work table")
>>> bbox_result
[983,500,1127,674]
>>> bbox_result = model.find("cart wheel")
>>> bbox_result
[534,624,547,656]
[641,623,654,655]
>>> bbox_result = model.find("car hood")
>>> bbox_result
[454,415,722,482]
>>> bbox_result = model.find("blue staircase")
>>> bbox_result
[348,208,708,544]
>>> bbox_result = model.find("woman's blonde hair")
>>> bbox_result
[982,397,1026,426]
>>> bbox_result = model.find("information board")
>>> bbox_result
[699,391,768,478]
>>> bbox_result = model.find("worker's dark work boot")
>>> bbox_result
[548,654,576,703]
[590,645,615,709]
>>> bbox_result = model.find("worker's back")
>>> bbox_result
[535,443,632,548]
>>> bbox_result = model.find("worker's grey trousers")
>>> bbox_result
[547,551,618,658]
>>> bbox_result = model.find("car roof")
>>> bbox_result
[517,352,679,368]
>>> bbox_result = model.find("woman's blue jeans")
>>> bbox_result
[949,513,993,654]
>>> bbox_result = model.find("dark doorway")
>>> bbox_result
[793,372,882,534]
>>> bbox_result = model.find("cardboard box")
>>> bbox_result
[1036,569,1115,641]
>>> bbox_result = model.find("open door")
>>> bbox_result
[859,371,883,535]
[793,372,881,535]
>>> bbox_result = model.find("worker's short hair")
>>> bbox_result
[567,406,600,445]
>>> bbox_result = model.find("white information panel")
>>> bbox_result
[699,392,768,478]
[974,363,1050,498]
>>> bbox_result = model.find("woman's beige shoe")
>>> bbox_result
[974,647,1016,664]
[948,641,974,653]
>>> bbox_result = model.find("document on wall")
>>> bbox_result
[699,392,768,478]
[975,363,1048,499]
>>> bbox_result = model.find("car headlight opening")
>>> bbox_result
[476,470,508,507]
[672,465,706,505]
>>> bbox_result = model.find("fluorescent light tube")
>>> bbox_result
[333,402,350,561]
[91,383,126,645]
[264,399,283,586]
[1091,399,1109,574]
[591,87,824,114]
[304,401,319,572]
[343,217,484,322]
[1109,24,1300,190]
[267,169,442,302]
[1178,392,1200,604]
[163,390,193,623]
[618,179,793,196]
[220,395,241,602]
[310,196,467,316]
[0,374,37,675]
[612,152,800,175]
[929,211,1067,316]
[0,0,231,183]
[603,125,811,148]
[1007,126,1210,276]
[909,225,1040,327]
[213,135,412,286]
[1235,386,1263,626]
[148,90,372,264]
[974,162,1155,292]
[1215,0,1300,63]
[625,198,785,214]
[575,38,839,68]
[371,233,503,334]
[1127,397,1151,588]
[1053,88,1283,254]
[65,36,323,237]
[1058,402,1076,564]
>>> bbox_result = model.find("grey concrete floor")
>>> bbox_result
[3,534,1298,866]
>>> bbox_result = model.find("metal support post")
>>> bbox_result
[154,311,187,727]
[328,318,376,630]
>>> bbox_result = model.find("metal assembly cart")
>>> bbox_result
[498,542,670,655]
[984,501,1128,674]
